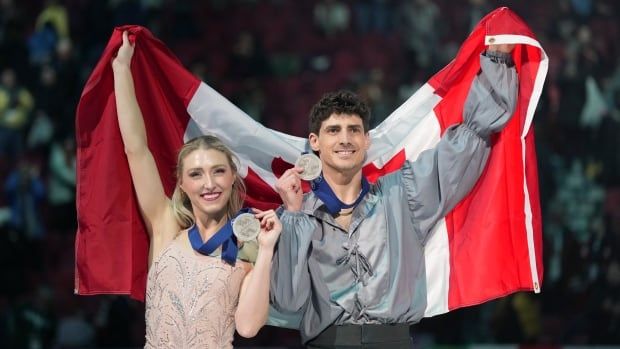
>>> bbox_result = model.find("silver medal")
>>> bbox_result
[295,153,322,181]
[232,213,260,242]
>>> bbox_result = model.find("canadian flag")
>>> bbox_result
[75,7,545,320]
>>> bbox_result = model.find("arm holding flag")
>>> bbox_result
[381,46,518,244]
[112,31,179,265]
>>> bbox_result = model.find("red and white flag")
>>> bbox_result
[75,7,545,319]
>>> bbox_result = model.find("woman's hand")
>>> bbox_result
[252,208,282,250]
[112,31,135,69]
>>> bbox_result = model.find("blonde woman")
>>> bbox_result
[112,31,279,348]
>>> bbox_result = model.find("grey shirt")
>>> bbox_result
[270,52,518,344]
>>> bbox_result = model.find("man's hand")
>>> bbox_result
[275,167,304,212]
[488,44,515,53]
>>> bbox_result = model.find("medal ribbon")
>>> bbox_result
[311,175,370,215]
[188,208,252,264]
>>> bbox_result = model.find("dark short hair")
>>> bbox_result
[308,90,370,135]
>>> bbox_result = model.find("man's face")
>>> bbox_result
[309,113,370,175]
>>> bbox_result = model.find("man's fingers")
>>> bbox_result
[282,168,301,181]
[276,171,301,193]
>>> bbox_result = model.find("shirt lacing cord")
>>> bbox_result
[354,293,370,322]
[336,241,374,286]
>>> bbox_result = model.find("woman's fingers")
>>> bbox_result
[253,208,275,219]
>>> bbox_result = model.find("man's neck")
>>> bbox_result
[322,167,363,205]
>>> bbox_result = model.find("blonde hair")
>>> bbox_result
[171,135,246,229]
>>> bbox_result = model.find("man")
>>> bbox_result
[271,44,517,348]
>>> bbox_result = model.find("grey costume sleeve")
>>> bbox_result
[395,51,518,244]
[270,210,315,312]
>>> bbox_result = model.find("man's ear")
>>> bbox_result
[309,132,320,152]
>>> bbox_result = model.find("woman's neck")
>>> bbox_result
[194,211,228,241]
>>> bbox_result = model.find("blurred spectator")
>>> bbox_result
[34,65,63,125]
[35,0,69,39]
[353,0,392,35]
[356,68,394,127]
[229,31,270,79]
[95,296,138,346]
[580,75,608,128]
[46,137,76,233]
[29,0,69,66]
[571,0,593,20]
[26,110,54,151]
[10,285,56,349]
[606,65,620,119]
[53,38,80,131]
[27,22,58,66]
[468,0,492,31]
[55,310,96,348]
[314,0,350,37]
[232,80,266,122]
[590,258,620,342]
[27,65,58,151]
[0,68,34,159]
[491,293,541,344]
[0,0,29,73]
[3,158,46,240]
[547,159,604,245]
[397,0,441,75]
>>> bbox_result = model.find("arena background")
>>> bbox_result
[1,0,619,348]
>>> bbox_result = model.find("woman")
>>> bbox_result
[112,31,279,348]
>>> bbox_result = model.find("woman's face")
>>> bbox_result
[179,148,236,220]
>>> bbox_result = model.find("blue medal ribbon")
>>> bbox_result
[311,174,370,215]
[187,208,252,265]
